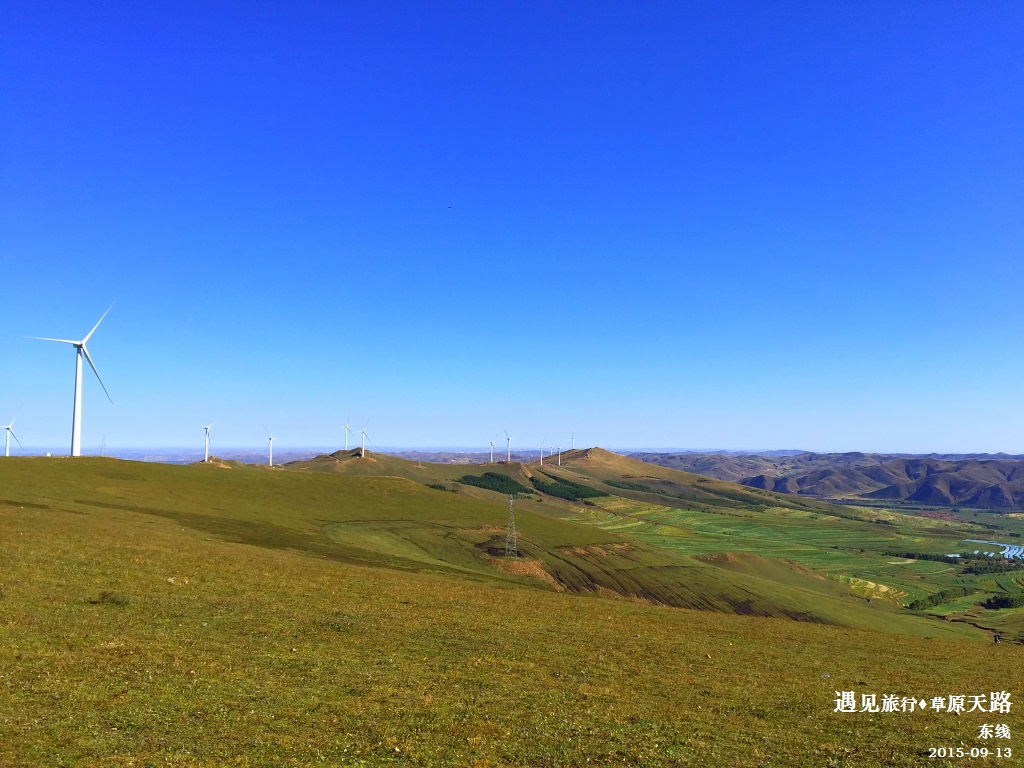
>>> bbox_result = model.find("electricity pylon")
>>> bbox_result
[504,494,518,559]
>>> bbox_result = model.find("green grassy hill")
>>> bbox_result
[2,457,1022,766]
[0,456,960,632]
[286,448,1024,636]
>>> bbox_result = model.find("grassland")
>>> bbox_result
[520,450,1024,638]
[2,456,1022,766]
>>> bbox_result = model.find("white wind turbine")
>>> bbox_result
[489,440,494,463]
[3,417,22,457]
[203,423,214,462]
[360,425,370,458]
[29,306,113,457]
[540,439,545,466]
[504,429,512,462]
[571,431,575,450]
[264,426,277,467]
[344,415,353,451]
[555,444,561,466]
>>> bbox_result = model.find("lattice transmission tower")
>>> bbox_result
[504,493,518,559]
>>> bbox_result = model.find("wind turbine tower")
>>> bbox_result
[571,431,575,450]
[556,445,561,466]
[30,306,113,457]
[264,426,277,467]
[505,429,512,462]
[540,441,544,466]
[203,423,214,462]
[360,427,370,458]
[489,440,494,463]
[344,415,352,451]
[2,418,22,457]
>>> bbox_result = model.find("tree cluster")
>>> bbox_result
[983,593,1024,610]
[530,473,608,502]
[907,586,974,610]
[456,472,532,495]
[606,479,655,493]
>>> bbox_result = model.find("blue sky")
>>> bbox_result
[2,2,1022,454]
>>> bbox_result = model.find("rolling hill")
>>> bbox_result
[633,451,1024,508]
[3,455,1023,766]
[284,447,1024,637]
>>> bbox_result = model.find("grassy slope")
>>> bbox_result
[3,462,1023,766]
[529,450,1024,634]
[2,457,966,635]
[288,450,991,638]
[288,449,1024,636]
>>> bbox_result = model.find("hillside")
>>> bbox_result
[286,447,1024,639]
[634,451,1024,508]
[290,447,843,515]
[2,456,1022,767]
[280,450,956,630]
[0,455,964,635]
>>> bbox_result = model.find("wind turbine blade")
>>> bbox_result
[10,429,22,448]
[504,428,509,439]
[26,336,78,344]
[264,424,270,436]
[82,304,114,344]
[80,345,113,404]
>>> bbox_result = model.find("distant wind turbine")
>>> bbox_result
[29,306,114,457]
[555,444,561,466]
[344,415,352,451]
[571,431,574,450]
[489,440,494,463]
[264,426,277,467]
[540,440,545,466]
[504,429,512,462]
[3,418,22,457]
[360,426,370,458]
[203,423,214,463]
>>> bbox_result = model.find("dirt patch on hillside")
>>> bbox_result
[590,543,635,555]
[490,557,565,591]
[593,585,653,605]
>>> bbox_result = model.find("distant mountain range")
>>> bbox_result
[629,452,1024,509]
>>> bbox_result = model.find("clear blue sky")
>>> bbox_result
[2,2,1022,453]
